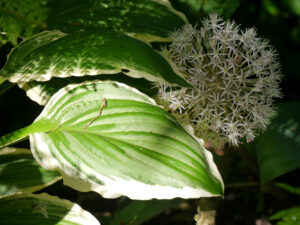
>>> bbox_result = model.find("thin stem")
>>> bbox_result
[84,98,107,129]
[0,119,58,148]
[226,182,259,188]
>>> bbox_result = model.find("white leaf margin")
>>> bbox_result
[30,80,224,200]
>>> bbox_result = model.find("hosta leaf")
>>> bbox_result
[18,73,157,106]
[0,193,100,225]
[0,30,190,87]
[0,81,223,199]
[47,0,187,42]
[0,147,61,196]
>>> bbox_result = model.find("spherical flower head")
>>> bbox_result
[156,14,283,149]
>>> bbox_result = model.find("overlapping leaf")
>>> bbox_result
[18,73,157,106]
[0,81,223,199]
[0,147,61,196]
[47,0,187,42]
[0,193,100,225]
[0,30,190,87]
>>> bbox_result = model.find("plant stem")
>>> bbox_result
[0,119,57,148]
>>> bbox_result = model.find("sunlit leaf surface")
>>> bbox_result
[47,0,187,42]
[0,30,190,87]
[0,81,223,199]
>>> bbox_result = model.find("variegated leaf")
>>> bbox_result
[0,81,223,200]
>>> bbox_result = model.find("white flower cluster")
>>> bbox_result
[156,14,282,148]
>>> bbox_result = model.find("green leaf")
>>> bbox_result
[0,119,57,148]
[270,207,300,225]
[0,30,190,87]
[0,193,100,225]
[171,0,240,20]
[0,147,61,196]
[0,0,49,46]
[245,101,300,184]
[109,199,179,225]
[18,73,157,106]
[276,183,300,196]
[0,76,6,86]
[0,81,223,199]
[46,0,187,42]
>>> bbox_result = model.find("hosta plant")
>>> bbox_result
[0,0,289,224]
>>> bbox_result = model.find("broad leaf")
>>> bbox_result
[0,30,190,87]
[0,81,223,199]
[0,147,61,196]
[109,199,179,225]
[47,0,187,42]
[245,101,300,184]
[18,73,157,106]
[0,193,100,225]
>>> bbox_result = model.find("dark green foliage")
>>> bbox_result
[109,200,177,225]
[270,207,300,225]
[170,0,240,22]
[244,102,300,184]
[269,183,300,225]
[0,0,48,46]
[46,0,186,40]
